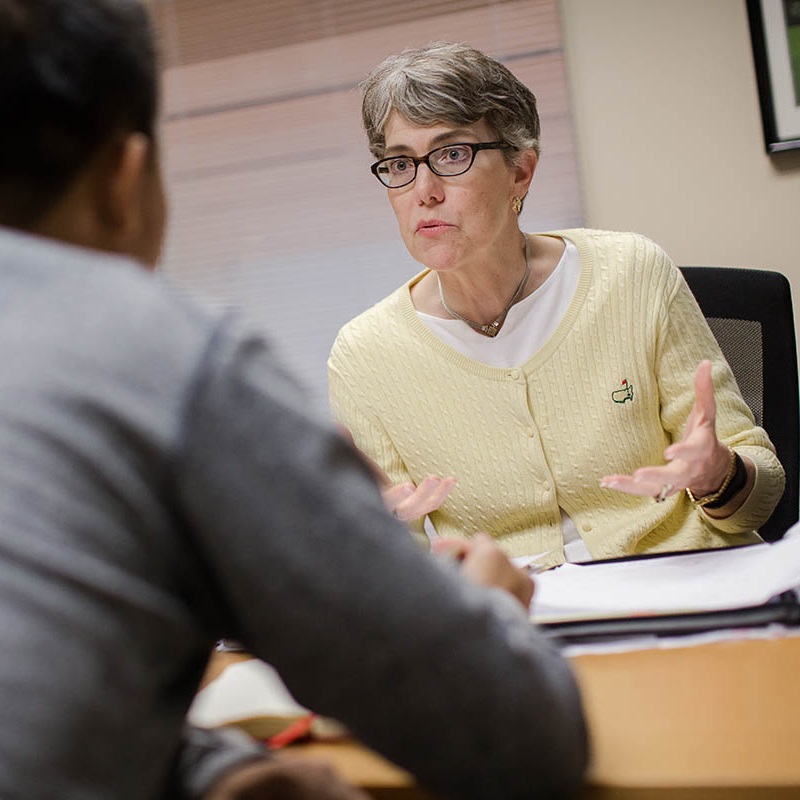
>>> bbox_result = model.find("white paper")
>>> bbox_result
[188,660,308,728]
[531,523,800,623]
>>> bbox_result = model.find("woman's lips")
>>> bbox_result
[415,221,453,236]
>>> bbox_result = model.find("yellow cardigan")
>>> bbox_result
[328,229,785,563]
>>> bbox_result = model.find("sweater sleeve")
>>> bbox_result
[328,329,428,545]
[175,321,588,800]
[656,262,785,535]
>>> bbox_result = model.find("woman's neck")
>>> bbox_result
[412,233,565,324]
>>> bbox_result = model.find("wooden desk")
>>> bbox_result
[207,635,800,799]
[570,634,800,798]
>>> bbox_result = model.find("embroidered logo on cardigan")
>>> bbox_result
[612,379,634,404]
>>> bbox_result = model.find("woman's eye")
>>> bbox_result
[443,147,469,162]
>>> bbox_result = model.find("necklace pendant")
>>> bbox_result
[436,234,531,339]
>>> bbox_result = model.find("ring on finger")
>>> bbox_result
[654,483,674,503]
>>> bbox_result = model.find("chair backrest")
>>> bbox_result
[680,267,799,542]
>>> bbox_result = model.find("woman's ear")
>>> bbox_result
[512,149,538,201]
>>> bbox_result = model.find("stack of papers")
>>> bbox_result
[531,524,800,625]
[192,529,800,724]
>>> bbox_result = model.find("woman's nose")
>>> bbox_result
[413,162,445,204]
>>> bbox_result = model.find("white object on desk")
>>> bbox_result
[531,523,800,623]
[189,660,308,728]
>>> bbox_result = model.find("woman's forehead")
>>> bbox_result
[383,113,493,152]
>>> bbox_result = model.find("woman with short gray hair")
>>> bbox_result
[328,42,784,565]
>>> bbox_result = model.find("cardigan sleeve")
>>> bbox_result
[328,331,428,546]
[656,265,785,535]
[177,326,588,800]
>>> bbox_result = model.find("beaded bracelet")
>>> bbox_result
[686,446,745,509]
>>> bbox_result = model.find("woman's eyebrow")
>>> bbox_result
[383,130,478,156]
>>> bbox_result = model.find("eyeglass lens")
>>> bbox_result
[375,144,477,188]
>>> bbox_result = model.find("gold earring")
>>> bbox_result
[511,196,523,215]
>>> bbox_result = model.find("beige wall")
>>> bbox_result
[559,0,800,326]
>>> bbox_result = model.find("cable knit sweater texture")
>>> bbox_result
[328,229,785,562]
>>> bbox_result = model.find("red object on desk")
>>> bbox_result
[266,712,318,749]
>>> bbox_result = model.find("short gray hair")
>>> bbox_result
[361,42,540,162]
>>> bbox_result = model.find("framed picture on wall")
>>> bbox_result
[747,0,800,153]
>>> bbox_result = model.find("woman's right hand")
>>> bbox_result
[336,421,456,521]
[383,475,457,521]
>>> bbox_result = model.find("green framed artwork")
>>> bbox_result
[747,0,800,152]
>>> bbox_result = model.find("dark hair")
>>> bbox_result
[0,0,158,227]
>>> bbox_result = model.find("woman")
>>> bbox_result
[328,42,784,564]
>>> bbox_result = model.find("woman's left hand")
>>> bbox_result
[433,533,535,610]
[600,360,732,502]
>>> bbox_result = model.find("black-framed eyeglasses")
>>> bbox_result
[370,141,514,188]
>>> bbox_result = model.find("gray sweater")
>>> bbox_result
[0,227,587,799]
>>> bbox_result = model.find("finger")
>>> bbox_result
[383,483,415,502]
[460,535,534,609]
[381,482,415,511]
[600,472,681,497]
[431,537,472,565]
[412,475,452,505]
[385,479,437,521]
[664,439,713,463]
[692,359,717,426]
[392,475,456,520]
[431,537,471,556]
[415,475,457,509]
[628,465,685,487]
[600,475,657,497]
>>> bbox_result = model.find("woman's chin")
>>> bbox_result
[411,242,460,273]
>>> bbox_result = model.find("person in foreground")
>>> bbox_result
[328,42,785,564]
[0,3,587,799]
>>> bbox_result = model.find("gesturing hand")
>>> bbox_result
[600,360,732,502]
[336,424,457,521]
[382,475,457,521]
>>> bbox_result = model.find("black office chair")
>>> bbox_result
[680,267,799,542]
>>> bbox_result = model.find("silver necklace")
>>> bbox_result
[437,234,531,338]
